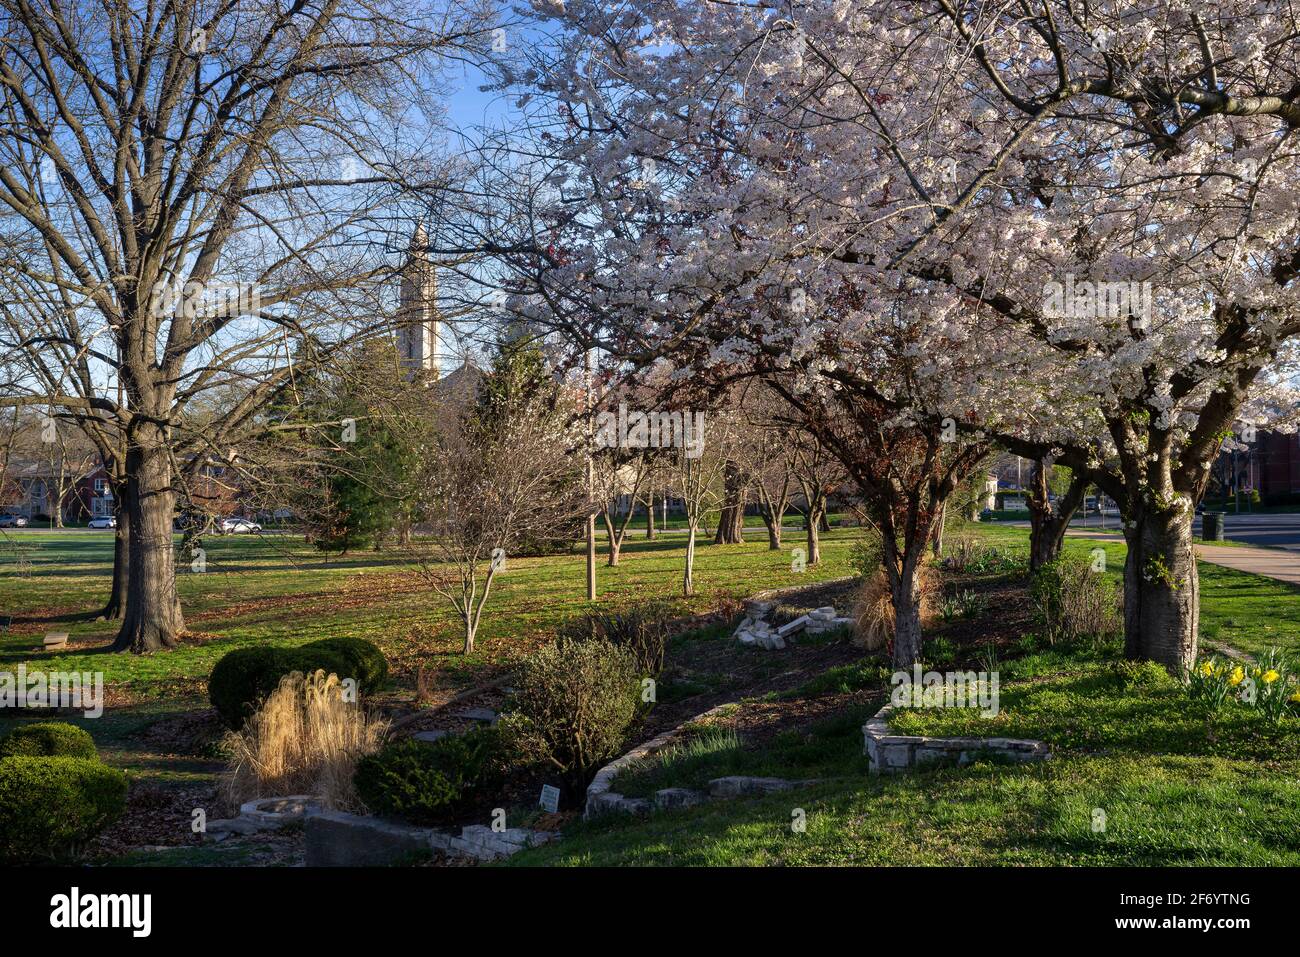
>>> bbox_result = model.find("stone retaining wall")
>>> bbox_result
[303,809,555,866]
[862,704,1050,774]
[585,703,820,819]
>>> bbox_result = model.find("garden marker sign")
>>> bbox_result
[539,785,560,813]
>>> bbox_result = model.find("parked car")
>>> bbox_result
[219,517,262,534]
[87,516,117,529]
[0,514,29,528]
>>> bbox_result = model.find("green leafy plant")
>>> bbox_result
[1030,557,1121,645]
[499,639,641,798]
[1185,654,1243,711]
[0,722,98,761]
[354,726,503,825]
[0,757,127,862]
[1242,648,1297,723]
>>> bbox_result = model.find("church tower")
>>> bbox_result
[398,224,440,379]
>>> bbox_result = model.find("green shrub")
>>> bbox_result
[1030,557,1121,644]
[209,637,388,727]
[0,722,98,761]
[500,639,641,797]
[0,757,127,862]
[1111,659,1175,691]
[210,645,335,728]
[353,726,502,825]
[303,636,389,692]
[557,602,671,677]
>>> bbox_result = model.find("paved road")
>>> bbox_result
[1036,511,1300,551]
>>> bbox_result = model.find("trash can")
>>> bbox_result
[1202,511,1225,541]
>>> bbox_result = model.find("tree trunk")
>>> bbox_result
[714,461,746,544]
[1027,462,1088,573]
[112,431,183,652]
[100,502,130,621]
[602,511,621,566]
[762,510,782,550]
[890,560,923,669]
[645,491,656,539]
[806,504,822,566]
[683,524,696,596]
[930,501,946,558]
[1122,502,1198,674]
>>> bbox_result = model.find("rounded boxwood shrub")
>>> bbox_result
[302,636,388,693]
[0,722,98,761]
[208,638,388,729]
[354,726,502,825]
[209,646,345,729]
[0,756,127,862]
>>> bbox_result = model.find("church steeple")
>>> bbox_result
[398,224,439,379]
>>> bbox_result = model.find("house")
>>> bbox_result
[0,458,109,522]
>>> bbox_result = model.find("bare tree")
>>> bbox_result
[594,448,651,567]
[673,414,735,597]
[408,390,584,655]
[0,0,495,650]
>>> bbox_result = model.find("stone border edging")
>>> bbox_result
[862,704,1051,774]
[302,808,557,865]
[584,703,820,819]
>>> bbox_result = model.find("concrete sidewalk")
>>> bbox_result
[1056,527,1300,588]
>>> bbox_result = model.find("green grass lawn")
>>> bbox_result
[507,753,1300,866]
[0,527,865,703]
[504,525,1300,867]
[510,640,1300,867]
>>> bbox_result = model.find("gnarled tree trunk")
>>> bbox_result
[714,460,746,544]
[887,552,924,669]
[1122,500,1198,674]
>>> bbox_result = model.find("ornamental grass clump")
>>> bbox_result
[220,669,388,811]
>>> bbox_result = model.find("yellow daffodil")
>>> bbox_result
[1199,661,1214,677]
[1289,691,1300,703]
[1228,666,1244,686]
[1262,669,1280,684]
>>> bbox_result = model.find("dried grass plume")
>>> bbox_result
[220,669,388,812]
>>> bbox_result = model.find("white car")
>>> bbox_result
[219,517,262,534]
[87,516,117,529]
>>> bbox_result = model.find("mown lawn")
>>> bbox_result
[956,522,1300,658]
[0,527,864,704]
[505,524,1300,867]
[509,641,1300,867]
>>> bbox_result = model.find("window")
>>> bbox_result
[94,478,106,493]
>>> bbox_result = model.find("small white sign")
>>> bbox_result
[539,784,560,814]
